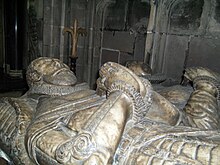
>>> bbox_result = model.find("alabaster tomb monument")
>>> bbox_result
[0,57,219,165]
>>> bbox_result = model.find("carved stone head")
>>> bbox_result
[26,57,77,88]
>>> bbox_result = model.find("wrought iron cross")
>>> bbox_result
[63,19,87,73]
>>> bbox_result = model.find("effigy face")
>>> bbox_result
[0,57,220,165]
[26,57,77,87]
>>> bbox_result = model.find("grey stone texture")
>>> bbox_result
[163,35,188,81]
[103,31,135,53]
[149,0,220,82]
[187,37,220,73]
[31,0,220,87]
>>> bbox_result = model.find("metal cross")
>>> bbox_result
[63,19,87,58]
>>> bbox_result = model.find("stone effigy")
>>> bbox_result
[0,57,219,165]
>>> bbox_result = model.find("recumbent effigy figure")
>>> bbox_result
[0,57,219,165]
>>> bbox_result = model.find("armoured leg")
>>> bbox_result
[183,67,220,129]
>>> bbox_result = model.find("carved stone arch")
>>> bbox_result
[149,0,206,75]
[95,0,116,32]
[148,0,183,72]
[154,0,186,32]
[153,0,204,33]
[169,0,204,33]
[86,0,116,87]
[96,0,116,16]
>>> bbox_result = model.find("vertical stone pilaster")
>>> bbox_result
[42,0,70,62]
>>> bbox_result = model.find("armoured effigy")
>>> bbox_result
[0,57,220,165]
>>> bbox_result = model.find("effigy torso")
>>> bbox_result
[26,87,106,164]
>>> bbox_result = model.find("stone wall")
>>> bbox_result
[28,0,88,82]
[95,0,151,87]
[147,0,220,82]
[29,0,220,87]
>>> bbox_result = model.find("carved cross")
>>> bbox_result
[63,19,87,58]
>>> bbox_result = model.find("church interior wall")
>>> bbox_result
[0,0,219,91]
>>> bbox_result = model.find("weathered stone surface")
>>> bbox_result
[101,49,119,64]
[164,35,188,80]
[187,37,220,73]
[103,31,135,53]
